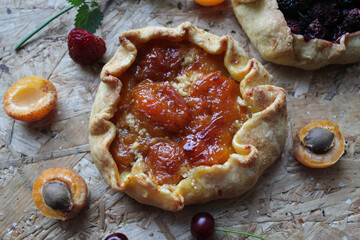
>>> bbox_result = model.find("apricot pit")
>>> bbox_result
[42,181,72,211]
[303,127,334,154]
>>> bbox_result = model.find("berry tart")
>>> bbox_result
[89,22,287,211]
[232,0,360,70]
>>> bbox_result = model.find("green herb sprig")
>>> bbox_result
[14,0,103,51]
[215,227,267,240]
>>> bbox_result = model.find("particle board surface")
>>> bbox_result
[1,1,360,239]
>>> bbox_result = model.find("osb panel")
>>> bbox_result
[0,0,360,239]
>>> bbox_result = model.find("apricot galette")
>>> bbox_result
[89,22,287,211]
[232,0,360,70]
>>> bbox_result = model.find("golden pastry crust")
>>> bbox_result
[89,22,287,211]
[232,0,360,70]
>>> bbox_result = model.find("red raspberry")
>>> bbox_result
[67,28,106,65]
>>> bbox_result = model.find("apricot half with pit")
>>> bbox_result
[33,168,88,221]
[294,121,345,168]
[3,76,57,121]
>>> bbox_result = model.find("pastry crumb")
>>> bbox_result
[173,71,203,96]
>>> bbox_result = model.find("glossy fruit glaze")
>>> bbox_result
[110,40,250,185]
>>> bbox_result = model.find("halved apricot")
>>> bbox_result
[32,168,88,221]
[294,121,345,168]
[194,0,225,6]
[3,76,57,121]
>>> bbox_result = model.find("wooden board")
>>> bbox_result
[1,0,360,239]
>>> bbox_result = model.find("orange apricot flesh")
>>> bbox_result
[294,121,345,168]
[3,76,57,121]
[33,168,88,221]
[194,0,225,6]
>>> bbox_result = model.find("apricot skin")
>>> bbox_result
[3,76,57,122]
[194,0,225,6]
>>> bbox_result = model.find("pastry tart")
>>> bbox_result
[89,22,287,211]
[232,0,360,70]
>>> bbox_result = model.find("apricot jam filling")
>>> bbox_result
[110,40,251,185]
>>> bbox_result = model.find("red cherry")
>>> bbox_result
[104,233,128,240]
[191,212,215,240]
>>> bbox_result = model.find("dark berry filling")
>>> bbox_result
[277,0,360,42]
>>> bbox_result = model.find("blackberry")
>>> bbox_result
[298,15,311,30]
[279,0,360,41]
[310,1,340,27]
[305,19,327,39]
[287,19,302,34]
[342,9,350,18]
[343,8,360,32]
[277,0,300,13]
[298,0,311,11]
[337,0,356,7]
[330,25,347,41]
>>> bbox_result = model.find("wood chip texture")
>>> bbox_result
[0,0,360,239]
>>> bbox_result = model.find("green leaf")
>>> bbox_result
[91,1,99,7]
[66,0,84,6]
[75,4,103,33]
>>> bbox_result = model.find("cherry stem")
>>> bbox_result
[215,227,267,240]
[14,5,75,51]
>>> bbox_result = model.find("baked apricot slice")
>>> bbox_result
[294,121,345,168]
[3,76,57,121]
[145,140,186,185]
[194,0,225,6]
[33,168,88,221]
[133,79,190,132]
